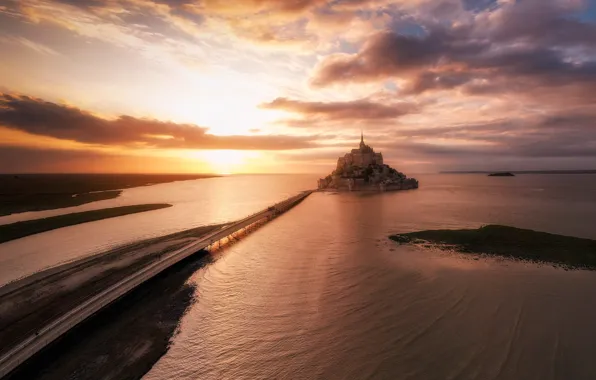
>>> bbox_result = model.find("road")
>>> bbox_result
[0,190,312,378]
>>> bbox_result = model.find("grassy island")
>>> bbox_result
[390,225,596,269]
[0,204,172,243]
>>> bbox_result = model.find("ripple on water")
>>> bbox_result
[145,191,596,380]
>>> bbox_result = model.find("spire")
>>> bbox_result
[361,130,364,144]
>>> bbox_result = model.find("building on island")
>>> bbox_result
[336,131,384,170]
[318,133,418,192]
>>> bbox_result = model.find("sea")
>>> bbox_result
[2,173,596,379]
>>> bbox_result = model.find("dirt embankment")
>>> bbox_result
[0,223,224,359]
[5,250,212,380]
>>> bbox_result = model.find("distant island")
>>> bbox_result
[317,133,418,191]
[488,172,515,177]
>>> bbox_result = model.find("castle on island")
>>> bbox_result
[317,132,419,192]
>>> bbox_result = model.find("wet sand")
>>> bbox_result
[5,251,211,380]
[0,223,223,358]
[2,219,269,380]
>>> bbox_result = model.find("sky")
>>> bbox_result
[0,0,595,174]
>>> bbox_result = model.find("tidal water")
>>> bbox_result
[0,174,317,284]
[142,174,596,380]
[2,174,596,379]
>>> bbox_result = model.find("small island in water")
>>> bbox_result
[390,225,596,270]
[317,133,418,191]
[488,172,515,177]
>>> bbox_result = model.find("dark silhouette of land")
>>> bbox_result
[391,225,596,269]
[0,173,217,216]
[0,204,172,243]
[488,172,515,177]
[4,250,213,380]
[0,223,224,360]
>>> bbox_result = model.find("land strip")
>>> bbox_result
[0,223,224,358]
[0,173,217,216]
[4,249,212,380]
[0,203,172,243]
[0,190,313,378]
[390,225,596,269]
[0,204,172,243]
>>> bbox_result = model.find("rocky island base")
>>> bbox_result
[390,225,596,270]
[317,133,418,192]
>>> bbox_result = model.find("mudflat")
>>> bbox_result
[4,251,212,380]
[0,173,218,216]
[0,223,224,359]
[390,224,596,269]
[0,204,172,243]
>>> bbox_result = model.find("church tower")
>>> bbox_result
[359,130,365,150]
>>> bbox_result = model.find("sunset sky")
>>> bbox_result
[1,0,595,174]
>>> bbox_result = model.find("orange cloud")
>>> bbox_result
[0,93,321,150]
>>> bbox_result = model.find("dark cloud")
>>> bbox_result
[0,93,318,150]
[488,0,596,47]
[377,111,596,160]
[462,0,498,12]
[260,97,418,120]
[0,146,216,173]
[50,0,107,9]
[311,27,487,87]
[311,0,596,100]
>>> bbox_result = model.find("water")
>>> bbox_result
[142,174,596,380]
[0,174,317,285]
[3,173,596,379]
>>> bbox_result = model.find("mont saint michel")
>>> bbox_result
[317,133,419,192]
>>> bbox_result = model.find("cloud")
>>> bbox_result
[311,0,596,101]
[312,28,485,86]
[0,145,223,173]
[260,97,418,120]
[377,110,596,160]
[0,35,61,56]
[0,93,319,150]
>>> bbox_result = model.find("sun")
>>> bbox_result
[187,149,260,174]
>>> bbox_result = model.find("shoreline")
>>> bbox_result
[0,204,172,243]
[0,173,218,216]
[390,225,596,270]
[4,251,210,380]
[0,223,225,364]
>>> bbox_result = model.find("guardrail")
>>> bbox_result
[0,190,313,378]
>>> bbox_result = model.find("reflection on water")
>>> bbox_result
[3,173,596,378]
[145,188,596,380]
[0,175,317,285]
[1,173,595,286]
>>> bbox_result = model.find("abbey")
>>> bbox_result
[318,133,418,192]
[337,132,384,170]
